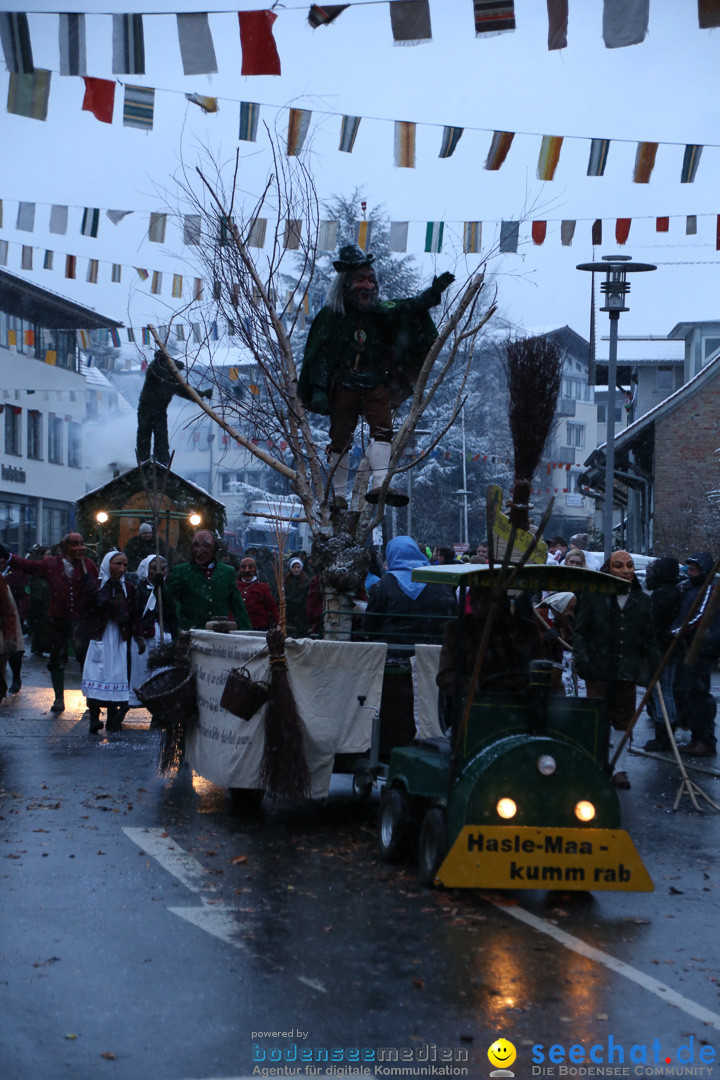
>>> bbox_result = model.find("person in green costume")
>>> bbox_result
[298,244,453,508]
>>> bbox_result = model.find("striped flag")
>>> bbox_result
[148,213,167,243]
[394,121,416,168]
[111,264,122,283]
[81,208,100,237]
[110,328,121,347]
[318,220,338,251]
[185,93,218,114]
[284,220,302,250]
[537,135,563,180]
[463,221,482,253]
[425,221,444,253]
[172,275,183,298]
[356,220,373,251]
[151,272,162,295]
[633,142,658,183]
[681,144,703,183]
[59,14,86,76]
[86,259,99,284]
[474,1,515,36]
[239,102,260,141]
[389,222,409,252]
[112,14,144,74]
[439,126,463,158]
[587,138,610,176]
[287,108,311,156]
[0,13,33,73]
[7,70,51,120]
[135,267,149,282]
[43,250,53,270]
[339,115,361,153]
[485,131,514,170]
[247,218,267,248]
[77,329,90,350]
[123,85,154,130]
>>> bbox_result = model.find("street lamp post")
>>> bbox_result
[576,255,656,562]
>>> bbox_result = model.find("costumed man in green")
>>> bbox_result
[166,530,251,632]
[298,244,454,509]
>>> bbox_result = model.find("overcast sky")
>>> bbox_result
[3,1,720,363]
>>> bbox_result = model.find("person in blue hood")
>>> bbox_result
[363,535,456,645]
[671,551,718,757]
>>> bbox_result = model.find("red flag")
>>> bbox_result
[716,216,720,251]
[531,221,547,245]
[616,218,631,245]
[82,77,115,124]
[238,11,281,76]
[591,219,602,245]
[656,216,669,232]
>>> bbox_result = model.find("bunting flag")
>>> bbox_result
[356,220,373,251]
[485,130,514,170]
[287,108,311,155]
[239,101,260,142]
[318,220,338,250]
[193,280,202,301]
[184,214,201,245]
[547,0,568,49]
[86,259,99,284]
[339,115,361,153]
[81,208,100,238]
[0,13,33,74]
[308,5,349,27]
[537,135,563,180]
[44,349,56,364]
[463,221,482,253]
[49,205,68,234]
[238,10,281,76]
[43,250,53,270]
[390,1,432,45]
[148,213,167,244]
[284,219,302,250]
[65,254,76,279]
[0,201,3,227]
[698,0,720,28]
[111,264,122,282]
[110,328,121,347]
[389,221,409,252]
[587,138,610,176]
[112,14,145,74]
[16,202,35,232]
[474,1,516,36]
[681,144,703,183]
[123,85,154,131]
[561,220,576,246]
[602,0,648,48]
[656,217,669,232]
[82,77,115,124]
[185,93,219,114]
[177,13,218,75]
[425,221,444,253]
[7,70,50,120]
[59,14,86,76]
[106,209,131,225]
[499,220,519,253]
[394,121,416,168]
[592,219,602,245]
[0,241,7,266]
[439,126,463,158]
[151,272,162,295]
[616,218,631,244]
[135,267,149,281]
[172,274,183,298]
[633,141,658,183]
[717,215,720,252]
[532,221,547,245]
[21,245,32,270]
[247,218,267,248]
[686,215,698,235]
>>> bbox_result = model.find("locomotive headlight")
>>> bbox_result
[496,798,517,819]
[537,755,557,776]
[575,800,596,822]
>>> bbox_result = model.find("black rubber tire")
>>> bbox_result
[418,808,447,886]
[377,786,412,862]
[352,771,374,802]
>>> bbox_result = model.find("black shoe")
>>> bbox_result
[9,679,21,694]
[50,697,65,714]
[643,738,672,752]
[366,486,409,507]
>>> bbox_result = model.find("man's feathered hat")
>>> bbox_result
[332,243,374,272]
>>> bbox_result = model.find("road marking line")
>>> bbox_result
[122,826,209,893]
[491,899,720,1031]
[168,905,249,951]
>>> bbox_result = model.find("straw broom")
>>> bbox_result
[260,627,311,800]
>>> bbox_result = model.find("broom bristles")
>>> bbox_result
[260,628,311,800]
[504,336,564,480]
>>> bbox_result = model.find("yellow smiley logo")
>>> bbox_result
[488,1038,517,1069]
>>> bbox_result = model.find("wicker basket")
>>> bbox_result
[220,666,269,721]
[135,667,197,729]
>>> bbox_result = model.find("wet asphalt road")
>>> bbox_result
[2,654,720,1080]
